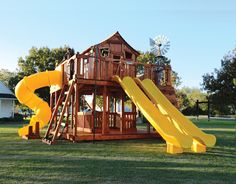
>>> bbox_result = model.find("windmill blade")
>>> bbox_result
[163,46,170,51]
[162,48,167,53]
[149,38,156,47]
[151,47,158,56]
[165,42,170,47]
[161,50,166,55]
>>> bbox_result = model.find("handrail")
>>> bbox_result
[58,54,172,87]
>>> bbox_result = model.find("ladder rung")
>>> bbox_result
[43,81,74,144]
[42,138,53,145]
[60,112,68,116]
[68,80,74,85]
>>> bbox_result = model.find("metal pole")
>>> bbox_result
[196,100,199,120]
[208,100,210,122]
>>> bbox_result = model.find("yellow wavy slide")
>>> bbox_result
[135,78,216,152]
[15,70,62,137]
[113,76,193,154]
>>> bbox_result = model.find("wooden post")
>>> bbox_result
[120,92,125,133]
[70,92,73,133]
[196,100,199,120]
[73,83,79,140]
[72,59,79,140]
[114,97,116,113]
[102,86,109,134]
[28,126,33,136]
[132,102,136,129]
[74,84,80,136]
[207,100,210,122]
[168,66,172,86]
[35,122,40,138]
[50,93,53,111]
[92,92,96,133]
[114,97,116,128]
[54,91,58,130]
[120,60,124,79]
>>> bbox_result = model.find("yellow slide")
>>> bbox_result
[113,76,193,154]
[15,70,62,137]
[135,78,216,152]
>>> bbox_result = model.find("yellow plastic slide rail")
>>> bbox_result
[15,70,62,137]
[135,78,216,152]
[113,76,193,154]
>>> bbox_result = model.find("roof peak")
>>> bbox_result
[97,31,140,55]
[0,81,14,95]
[81,31,140,55]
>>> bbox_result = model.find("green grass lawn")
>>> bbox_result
[0,119,235,184]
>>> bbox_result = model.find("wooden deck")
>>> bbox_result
[64,129,161,142]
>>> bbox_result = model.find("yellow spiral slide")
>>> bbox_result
[15,70,62,137]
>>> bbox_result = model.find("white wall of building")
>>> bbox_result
[0,99,14,118]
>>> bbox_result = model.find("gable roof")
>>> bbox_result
[82,31,140,56]
[0,81,16,99]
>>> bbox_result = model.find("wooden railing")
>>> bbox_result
[122,112,136,131]
[61,54,172,86]
[108,112,120,128]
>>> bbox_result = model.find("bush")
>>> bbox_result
[13,113,24,121]
[0,113,24,122]
[181,107,207,116]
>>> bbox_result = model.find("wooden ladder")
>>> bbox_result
[42,80,75,145]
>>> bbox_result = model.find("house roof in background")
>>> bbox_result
[0,81,16,99]
[0,93,16,99]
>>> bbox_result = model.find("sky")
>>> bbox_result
[0,0,235,88]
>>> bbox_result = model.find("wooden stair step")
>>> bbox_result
[42,137,53,145]
[62,101,69,105]
[59,112,69,116]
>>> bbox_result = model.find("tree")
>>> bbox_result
[176,87,207,115]
[12,46,70,103]
[137,51,171,65]
[202,49,236,115]
[0,69,16,89]
[137,51,181,87]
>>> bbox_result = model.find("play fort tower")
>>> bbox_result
[15,32,216,154]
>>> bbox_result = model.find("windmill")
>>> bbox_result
[149,35,170,85]
[149,35,170,64]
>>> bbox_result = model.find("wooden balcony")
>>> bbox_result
[59,54,172,87]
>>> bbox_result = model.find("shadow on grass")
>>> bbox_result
[0,121,236,183]
[0,155,235,184]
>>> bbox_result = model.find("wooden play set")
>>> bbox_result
[40,32,177,144]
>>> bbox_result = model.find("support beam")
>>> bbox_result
[132,102,136,129]
[73,83,79,140]
[92,92,96,132]
[102,86,109,134]
[114,97,116,113]
[120,92,125,133]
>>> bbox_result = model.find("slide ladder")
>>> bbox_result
[42,80,75,145]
